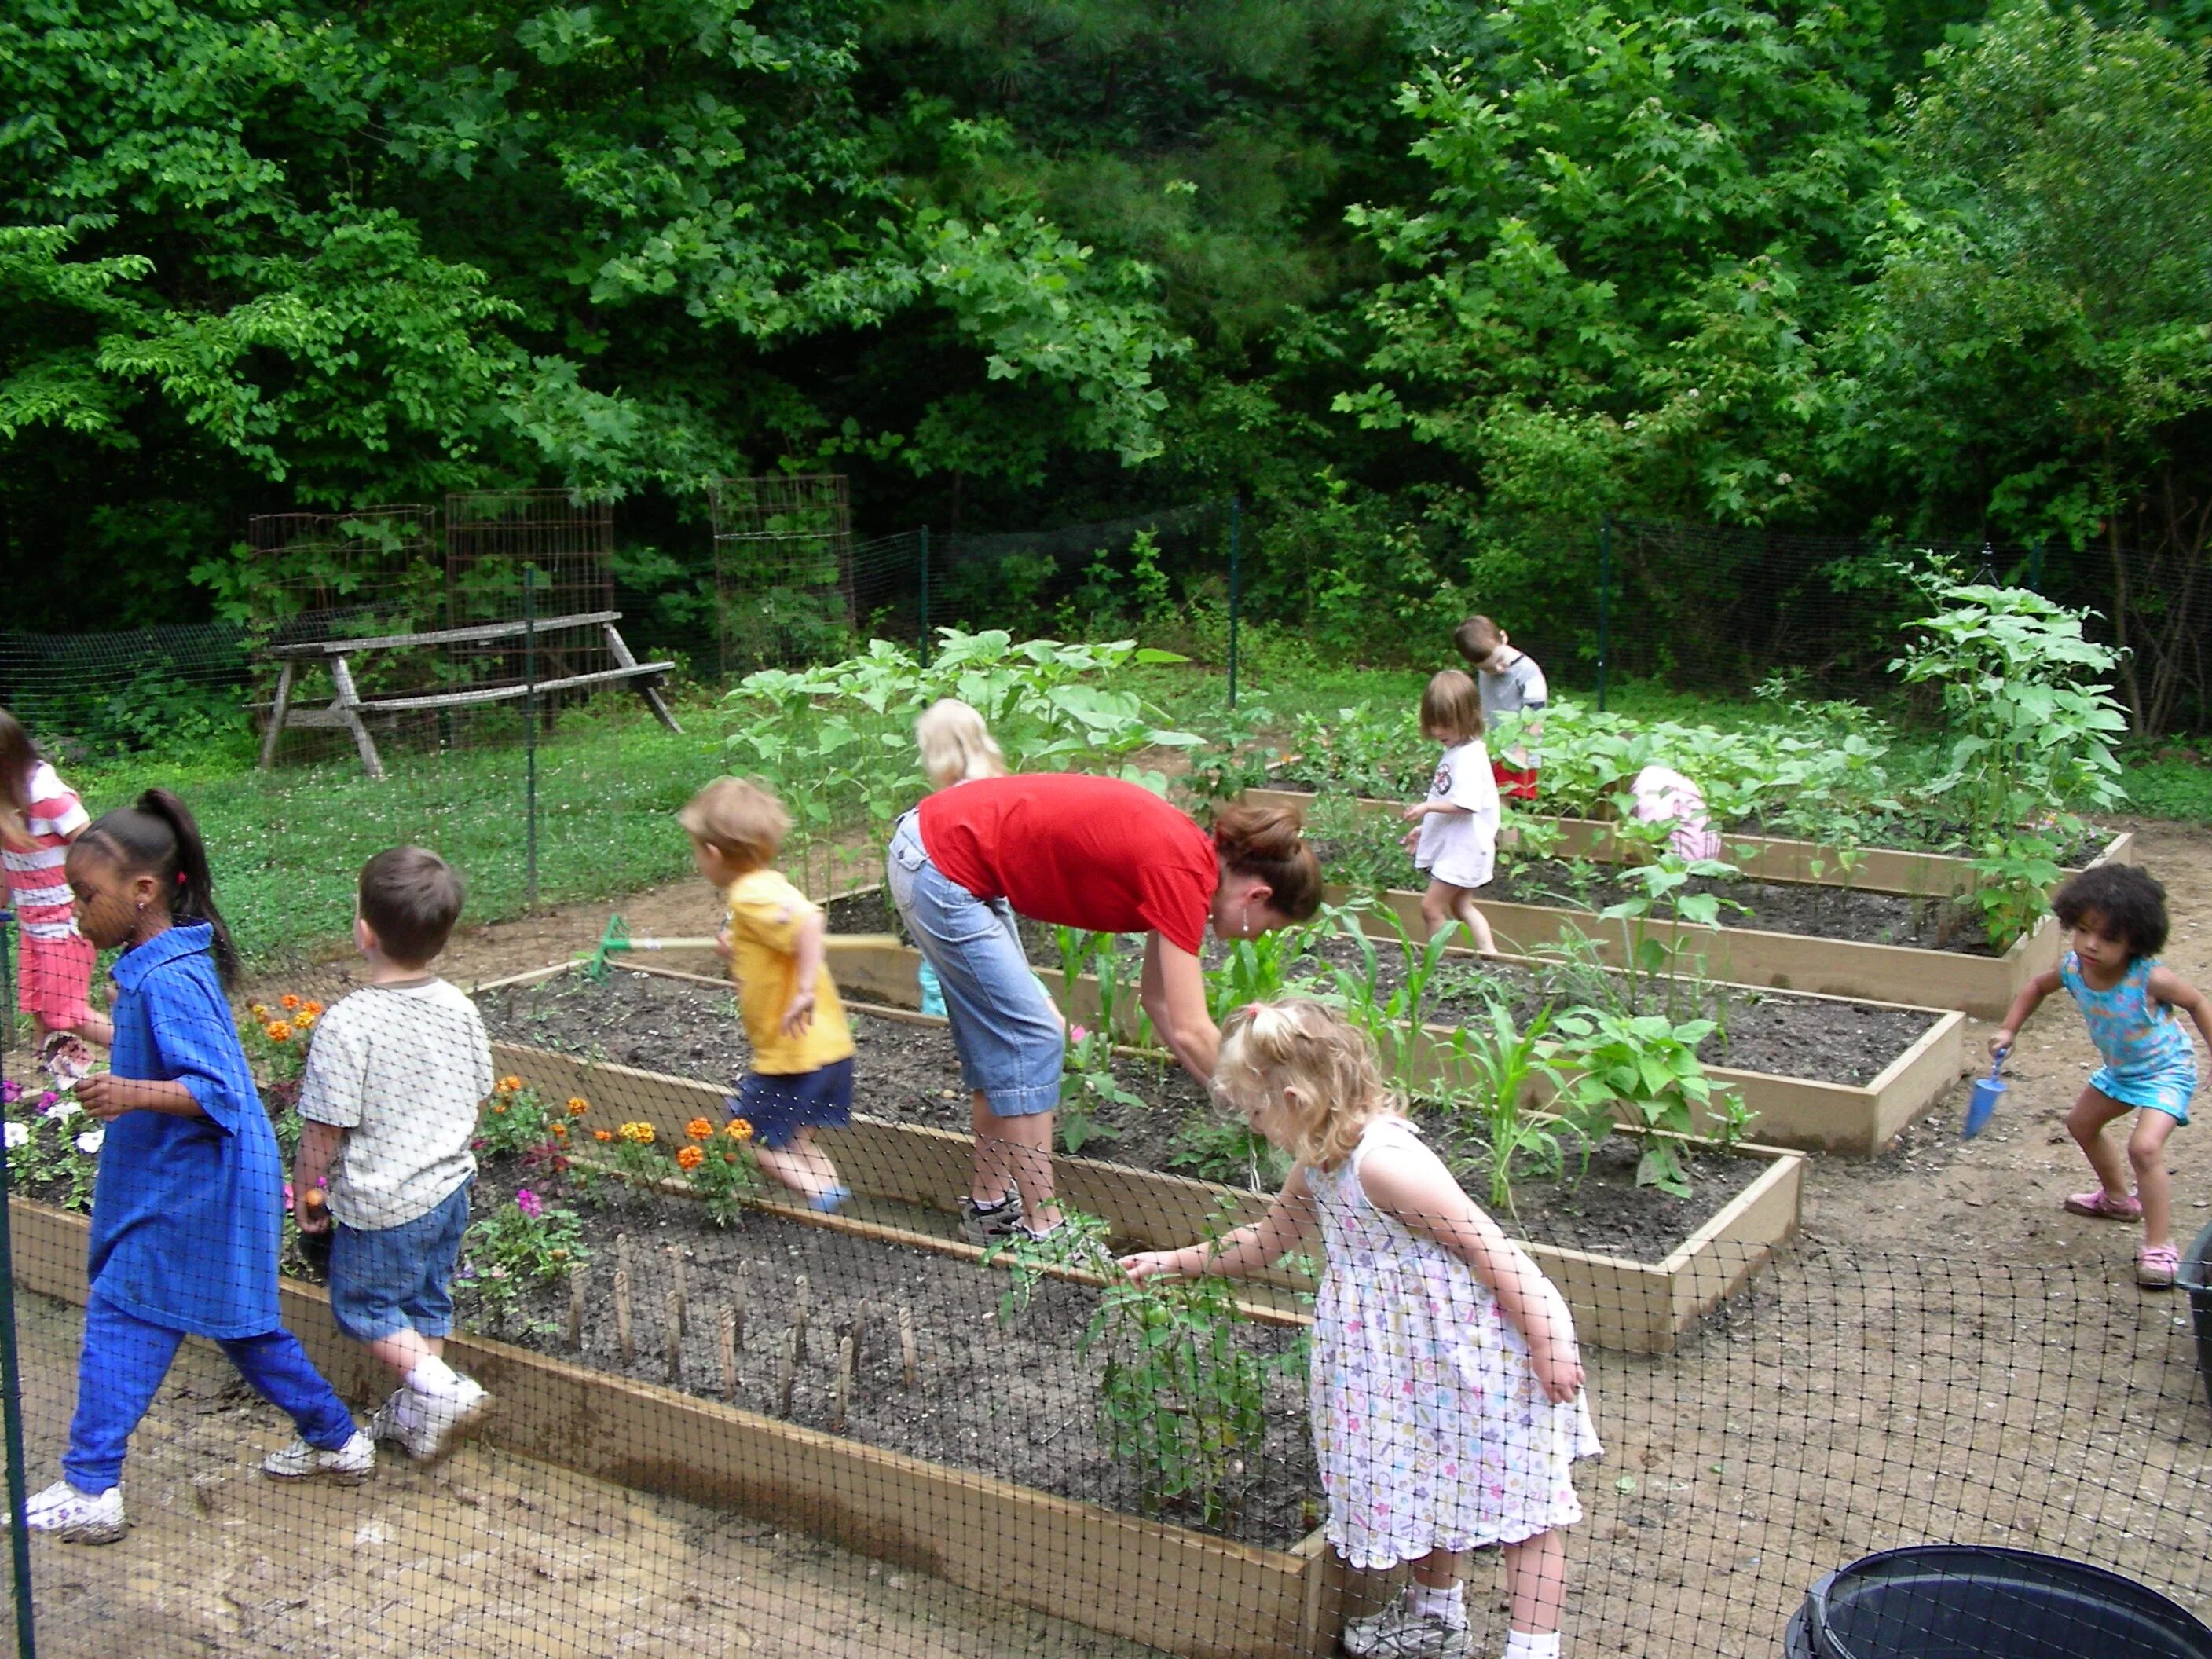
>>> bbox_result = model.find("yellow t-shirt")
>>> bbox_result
[724,870,855,1075]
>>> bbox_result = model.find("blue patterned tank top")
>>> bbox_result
[2060,953,2196,1082]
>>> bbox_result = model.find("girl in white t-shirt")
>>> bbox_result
[1402,671,1501,953]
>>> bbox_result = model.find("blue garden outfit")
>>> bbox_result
[2060,950,2200,1125]
[64,924,354,1492]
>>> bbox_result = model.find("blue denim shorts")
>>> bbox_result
[328,1181,471,1343]
[888,811,1063,1117]
[728,1057,855,1149]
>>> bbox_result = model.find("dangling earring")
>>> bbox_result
[1240,904,1252,937]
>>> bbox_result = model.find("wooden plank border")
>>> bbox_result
[5,1196,1335,1659]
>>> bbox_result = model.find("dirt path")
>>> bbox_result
[5,1295,1155,1659]
[1801,819,2212,1273]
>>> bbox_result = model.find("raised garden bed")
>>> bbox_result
[1238,786,2133,897]
[475,960,1805,1354]
[3,1192,1341,1659]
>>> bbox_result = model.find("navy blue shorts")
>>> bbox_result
[728,1057,854,1150]
[328,1181,471,1343]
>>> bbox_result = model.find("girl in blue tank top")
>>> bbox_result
[1992,865,2212,1289]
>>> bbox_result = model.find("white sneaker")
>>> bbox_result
[12,1481,124,1544]
[393,1377,490,1463]
[262,1430,375,1483]
[1341,1598,1471,1659]
[364,1386,416,1445]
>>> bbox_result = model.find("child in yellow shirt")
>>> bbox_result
[679,778,855,1212]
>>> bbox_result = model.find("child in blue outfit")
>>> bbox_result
[1993,864,2212,1290]
[10,789,368,1544]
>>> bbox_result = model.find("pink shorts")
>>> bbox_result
[14,929,96,1027]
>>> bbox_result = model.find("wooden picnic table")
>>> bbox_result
[257,610,680,779]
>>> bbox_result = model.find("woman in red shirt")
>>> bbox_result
[887,773,1321,1243]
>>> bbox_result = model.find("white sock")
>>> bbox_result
[1409,1583,1466,1625]
[406,1355,462,1397]
[1503,1630,1561,1659]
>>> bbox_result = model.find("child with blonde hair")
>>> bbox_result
[912,700,1009,1018]
[681,778,856,1211]
[1402,671,1501,954]
[1122,998,1599,1659]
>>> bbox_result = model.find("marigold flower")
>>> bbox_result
[676,1145,705,1171]
[550,1122,569,1138]
[250,1004,269,1020]
[497,1075,523,1095]
[686,1118,714,1141]
[594,1129,613,1143]
[280,994,302,1011]
[302,1001,324,1018]
[618,1121,655,1144]
[491,1103,508,1116]
[726,1119,753,1142]
[566,1097,589,1116]
[295,1012,317,1031]
[266,1021,294,1043]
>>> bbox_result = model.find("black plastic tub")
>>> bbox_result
[2178,1217,2212,1418]
[1783,1546,2212,1658]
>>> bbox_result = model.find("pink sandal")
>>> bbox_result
[2138,1245,2180,1289]
[2064,1188,2143,1221]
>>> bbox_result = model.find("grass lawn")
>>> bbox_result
[20,658,2207,978]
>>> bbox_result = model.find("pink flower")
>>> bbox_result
[0,1080,20,1105]
[1070,1026,1090,1046]
[515,1188,543,1219]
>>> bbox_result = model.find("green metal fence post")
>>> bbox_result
[918,526,931,665]
[2029,537,2045,592]
[1596,515,1612,712]
[1227,494,1241,711]
[0,1114,38,1659]
[523,562,539,909]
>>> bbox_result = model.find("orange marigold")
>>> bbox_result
[594,1129,614,1143]
[280,994,302,1011]
[566,1097,589,1116]
[550,1122,569,1138]
[676,1145,705,1171]
[496,1075,524,1095]
[302,1001,324,1019]
[265,1021,294,1043]
[726,1119,754,1142]
[685,1118,715,1141]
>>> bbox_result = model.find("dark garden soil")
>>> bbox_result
[473,968,1770,1263]
[458,1155,1324,1551]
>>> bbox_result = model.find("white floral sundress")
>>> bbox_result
[1308,1115,1602,1570]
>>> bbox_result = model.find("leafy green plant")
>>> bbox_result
[1082,1269,1273,1529]
[983,1209,1115,1325]
[1305,794,1412,897]
[1166,1115,1292,1192]
[1437,999,1570,1217]
[1967,829,2070,951]
[1320,902,1456,1090]
[478,1076,554,1159]
[3,1086,103,1213]
[460,1189,588,1334]
[1203,925,1312,1028]
[1058,1024,1139,1155]
[677,1119,764,1226]
[1550,1010,1743,1197]
[1595,852,1743,1018]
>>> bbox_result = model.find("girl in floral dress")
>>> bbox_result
[1122,998,1600,1659]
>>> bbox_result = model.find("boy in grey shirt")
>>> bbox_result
[294,847,493,1461]
[1454,614,1549,801]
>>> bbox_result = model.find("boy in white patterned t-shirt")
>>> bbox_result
[293,847,495,1463]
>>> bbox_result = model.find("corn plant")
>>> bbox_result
[1437,999,1570,1218]
[1203,923,1313,1027]
[1314,901,1456,1090]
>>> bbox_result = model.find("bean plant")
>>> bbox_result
[1549,1011,1750,1196]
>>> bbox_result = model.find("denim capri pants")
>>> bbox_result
[887,811,1064,1117]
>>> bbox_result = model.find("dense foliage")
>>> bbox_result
[5,0,2210,727]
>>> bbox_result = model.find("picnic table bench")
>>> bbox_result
[257,610,680,779]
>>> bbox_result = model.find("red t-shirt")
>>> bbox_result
[917,774,1219,954]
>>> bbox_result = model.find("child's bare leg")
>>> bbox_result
[2066,1086,2135,1202]
[366,1329,437,1388]
[971,1090,1017,1204]
[2129,1109,2181,1251]
[1503,1528,1569,1635]
[755,1130,842,1202]
[1419,881,1456,938]
[1451,887,1497,954]
[1408,1546,1464,1590]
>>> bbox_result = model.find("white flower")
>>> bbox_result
[46,1098,82,1122]
[75,1129,104,1156]
[3,1123,27,1150]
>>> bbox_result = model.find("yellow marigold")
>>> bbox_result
[726,1119,754,1142]
[550,1122,569,1138]
[617,1122,655,1144]
[496,1075,523,1095]
[566,1097,589,1116]
[280,994,302,1011]
[676,1145,705,1171]
[265,1021,294,1043]
[250,1003,269,1020]
[685,1118,715,1141]
[593,1129,613,1143]
[295,1011,317,1031]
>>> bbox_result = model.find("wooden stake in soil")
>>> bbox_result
[565,1267,587,1351]
[613,1267,634,1366]
[898,1304,917,1390]
[831,1334,855,1433]
[789,1273,810,1363]
[665,1247,688,1339]
[718,1304,738,1401]
[617,1232,632,1280]
[774,1328,799,1417]
[844,1298,870,1374]
[731,1264,747,1350]
[664,1285,683,1382]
